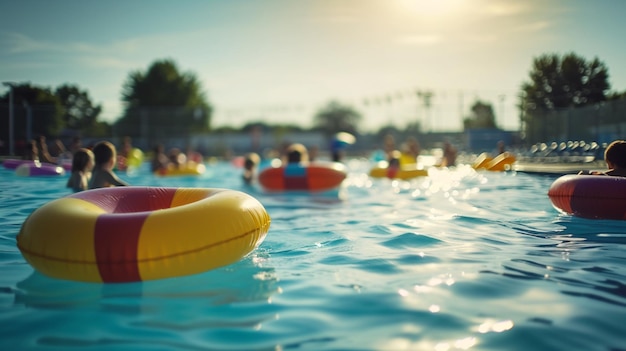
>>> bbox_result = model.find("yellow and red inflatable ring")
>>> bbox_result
[17,187,271,283]
[548,175,626,220]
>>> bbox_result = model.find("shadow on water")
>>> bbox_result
[11,253,279,311]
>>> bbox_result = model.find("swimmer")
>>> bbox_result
[583,140,626,177]
[66,148,94,192]
[242,152,261,185]
[89,141,129,189]
[441,141,458,167]
[284,143,309,164]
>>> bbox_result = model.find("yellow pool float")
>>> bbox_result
[17,187,271,283]
[156,161,206,176]
[472,152,516,171]
[117,148,144,171]
[399,152,418,166]
[369,162,429,180]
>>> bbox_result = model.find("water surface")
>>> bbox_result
[1,160,625,350]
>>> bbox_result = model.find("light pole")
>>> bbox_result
[2,82,16,156]
[498,94,506,130]
[23,101,32,142]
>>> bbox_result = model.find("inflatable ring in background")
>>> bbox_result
[369,162,428,180]
[548,174,626,220]
[399,153,417,166]
[126,148,144,168]
[4,159,69,172]
[471,153,492,169]
[258,162,347,192]
[472,152,516,171]
[2,158,24,169]
[156,161,206,176]
[116,148,144,171]
[3,159,34,169]
[15,162,65,176]
[17,187,271,283]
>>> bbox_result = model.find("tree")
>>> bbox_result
[405,121,421,135]
[116,59,212,142]
[312,100,362,137]
[607,91,626,101]
[520,53,610,142]
[521,53,610,111]
[55,84,108,136]
[463,100,497,129]
[0,83,64,144]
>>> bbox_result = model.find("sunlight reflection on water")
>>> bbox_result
[1,159,625,350]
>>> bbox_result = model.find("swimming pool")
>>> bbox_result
[1,159,625,350]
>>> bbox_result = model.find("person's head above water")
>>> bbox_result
[285,143,309,164]
[604,140,626,169]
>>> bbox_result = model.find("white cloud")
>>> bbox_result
[514,21,551,33]
[3,32,51,53]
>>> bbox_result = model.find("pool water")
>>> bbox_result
[1,159,625,350]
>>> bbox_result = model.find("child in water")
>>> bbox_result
[151,144,169,173]
[242,152,260,185]
[585,140,626,177]
[89,141,129,189]
[284,143,309,164]
[66,148,94,192]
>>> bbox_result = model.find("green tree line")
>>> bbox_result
[1,53,625,155]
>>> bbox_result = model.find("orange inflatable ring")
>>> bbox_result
[258,162,347,192]
[17,187,271,283]
[548,175,626,220]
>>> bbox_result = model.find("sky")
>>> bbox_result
[1,0,625,133]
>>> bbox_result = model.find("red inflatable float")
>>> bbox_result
[258,162,347,192]
[548,175,626,220]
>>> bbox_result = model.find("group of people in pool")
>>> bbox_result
[22,135,77,165]
[62,137,626,192]
[66,139,209,192]
[241,136,459,185]
[149,144,204,174]
[17,135,133,192]
[386,134,458,168]
[242,138,626,184]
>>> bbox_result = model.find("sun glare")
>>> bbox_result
[397,0,468,17]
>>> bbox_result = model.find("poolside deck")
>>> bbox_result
[512,161,605,175]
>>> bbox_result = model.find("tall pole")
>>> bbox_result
[3,82,15,156]
[498,94,505,130]
[458,90,464,128]
[23,101,32,142]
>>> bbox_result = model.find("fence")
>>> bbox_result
[523,98,626,144]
